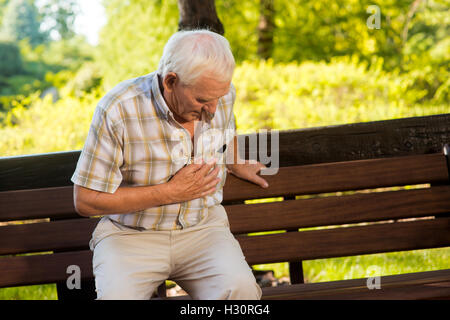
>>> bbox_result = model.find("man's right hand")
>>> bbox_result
[166,159,221,203]
[73,159,221,217]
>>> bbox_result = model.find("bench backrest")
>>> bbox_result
[1,114,449,298]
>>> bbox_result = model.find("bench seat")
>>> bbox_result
[1,114,449,300]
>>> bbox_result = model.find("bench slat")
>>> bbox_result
[228,185,450,234]
[1,185,449,255]
[224,153,448,202]
[0,218,99,255]
[237,217,450,265]
[261,269,450,300]
[0,153,447,222]
[0,186,77,222]
[0,250,92,288]
[1,218,448,288]
[169,269,450,300]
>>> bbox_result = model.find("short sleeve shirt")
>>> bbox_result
[71,72,236,230]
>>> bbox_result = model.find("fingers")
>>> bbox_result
[185,159,205,172]
[252,175,269,188]
[195,158,217,176]
[201,186,218,197]
[203,166,220,182]
[251,163,269,188]
[204,177,220,191]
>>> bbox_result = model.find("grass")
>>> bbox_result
[1,247,449,299]
[252,247,450,283]
[0,284,57,300]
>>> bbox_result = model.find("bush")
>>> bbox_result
[0,89,101,156]
[232,57,449,133]
[0,41,23,77]
[0,58,448,157]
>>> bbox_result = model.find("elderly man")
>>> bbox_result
[72,29,268,300]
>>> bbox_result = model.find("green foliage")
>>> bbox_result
[94,0,448,108]
[401,0,450,104]
[0,41,23,76]
[0,37,97,111]
[0,284,57,300]
[60,62,103,97]
[216,0,260,61]
[0,0,48,45]
[0,59,447,157]
[39,0,79,40]
[232,58,448,133]
[98,0,178,89]
[0,0,8,27]
[0,89,101,156]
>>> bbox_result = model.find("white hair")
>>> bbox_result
[157,29,235,86]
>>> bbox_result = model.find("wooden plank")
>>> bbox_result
[289,261,304,284]
[166,269,450,300]
[2,186,449,255]
[250,113,450,167]
[2,153,447,221]
[224,153,448,202]
[0,218,98,255]
[227,185,450,234]
[0,250,93,288]
[237,218,450,265]
[1,114,449,192]
[0,186,77,222]
[0,151,80,192]
[261,269,450,300]
[1,218,448,289]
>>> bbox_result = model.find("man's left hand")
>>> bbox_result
[227,161,269,188]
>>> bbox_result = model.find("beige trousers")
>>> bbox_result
[90,205,262,300]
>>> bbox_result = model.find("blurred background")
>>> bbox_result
[0,0,448,157]
[0,0,448,299]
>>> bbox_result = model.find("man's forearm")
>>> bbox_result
[74,183,173,217]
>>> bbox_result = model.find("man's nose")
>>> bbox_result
[203,101,218,114]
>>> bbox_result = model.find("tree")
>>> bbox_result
[40,0,79,40]
[0,0,48,45]
[177,0,224,35]
[98,0,179,88]
[257,0,274,59]
[0,41,23,77]
[0,0,10,27]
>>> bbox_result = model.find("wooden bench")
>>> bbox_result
[1,114,450,300]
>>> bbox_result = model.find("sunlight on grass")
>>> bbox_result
[0,284,57,300]
[252,247,450,283]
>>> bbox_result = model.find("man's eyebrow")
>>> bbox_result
[196,95,222,101]
[196,87,230,101]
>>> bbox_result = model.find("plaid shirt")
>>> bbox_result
[71,72,236,230]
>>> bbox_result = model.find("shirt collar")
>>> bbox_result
[150,73,172,120]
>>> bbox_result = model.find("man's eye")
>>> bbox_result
[197,98,208,103]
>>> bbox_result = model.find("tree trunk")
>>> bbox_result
[258,0,274,60]
[177,0,224,35]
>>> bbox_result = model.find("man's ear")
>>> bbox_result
[162,72,178,93]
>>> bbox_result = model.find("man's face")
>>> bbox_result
[163,72,231,123]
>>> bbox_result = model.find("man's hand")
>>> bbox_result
[166,159,221,203]
[227,161,269,189]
